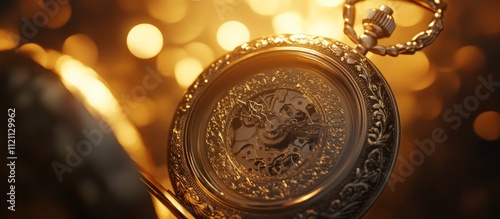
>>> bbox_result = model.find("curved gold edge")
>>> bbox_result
[136,162,196,219]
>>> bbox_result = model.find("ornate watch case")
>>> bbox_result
[168,34,398,218]
[166,0,444,218]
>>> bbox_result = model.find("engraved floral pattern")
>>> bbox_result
[205,69,344,200]
[295,42,396,219]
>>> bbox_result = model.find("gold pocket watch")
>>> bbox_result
[163,0,445,218]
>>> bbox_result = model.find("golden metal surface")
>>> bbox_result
[344,0,446,56]
[168,34,400,218]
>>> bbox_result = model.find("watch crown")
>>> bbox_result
[362,5,395,38]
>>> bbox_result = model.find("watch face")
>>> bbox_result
[168,34,399,218]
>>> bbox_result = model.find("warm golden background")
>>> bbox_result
[1,0,499,218]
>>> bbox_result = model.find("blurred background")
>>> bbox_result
[1,0,499,218]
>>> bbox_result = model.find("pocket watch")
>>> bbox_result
[164,0,445,218]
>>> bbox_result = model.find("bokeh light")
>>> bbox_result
[305,16,343,39]
[217,21,250,51]
[247,0,285,16]
[128,97,157,128]
[45,2,72,29]
[56,56,101,96]
[175,57,203,88]
[0,29,18,51]
[62,34,98,66]
[2,1,499,218]
[473,111,500,141]
[371,51,430,92]
[18,43,48,66]
[127,23,164,59]
[273,11,304,34]
[147,0,188,24]
[454,45,486,73]
[157,46,188,77]
[412,67,436,91]
[183,42,214,68]
[53,54,154,171]
[305,4,344,40]
[315,0,343,8]
[390,1,426,27]
[44,49,63,69]
[165,19,206,45]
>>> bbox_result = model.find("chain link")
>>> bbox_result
[343,0,446,56]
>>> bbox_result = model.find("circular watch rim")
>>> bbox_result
[168,34,400,219]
